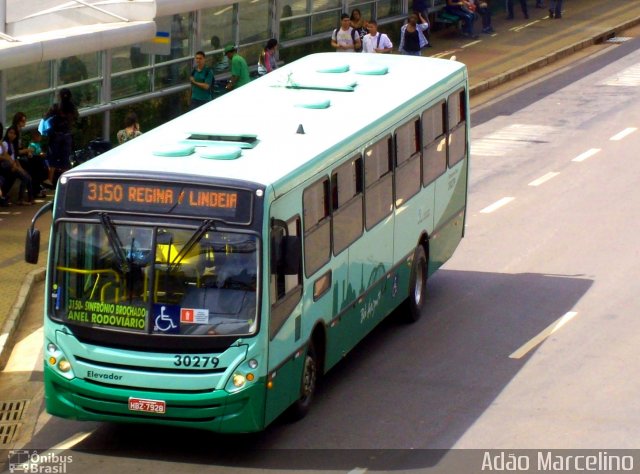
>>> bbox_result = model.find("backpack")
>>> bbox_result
[192,67,215,99]
[333,27,360,52]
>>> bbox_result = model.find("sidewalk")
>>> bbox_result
[2,0,640,368]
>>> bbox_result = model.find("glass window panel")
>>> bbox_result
[64,82,101,109]
[333,197,363,255]
[365,174,393,230]
[376,0,402,18]
[423,138,447,185]
[6,94,53,125]
[155,14,191,64]
[58,53,99,85]
[153,61,191,89]
[347,2,374,21]
[422,102,445,143]
[313,0,341,12]
[365,137,391,187]
[281,15,309,41]
[239,0,270,44]
[304,220,331,276]
[395,155,421,206]
[111,71,152,100]
[396,119,419,165]
[5,62,51,96]
[112,44,151,73]
[200,6,234,54]
[312,10,341,35]
[303,178,330,231]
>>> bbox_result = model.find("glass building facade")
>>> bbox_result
[1,0,405,146]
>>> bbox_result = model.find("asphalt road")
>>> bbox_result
[4,36,640,473]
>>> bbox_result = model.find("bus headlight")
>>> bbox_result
[45,340,74,379]
[232,373,246,388]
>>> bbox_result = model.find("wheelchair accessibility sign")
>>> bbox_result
[152,304,180,334]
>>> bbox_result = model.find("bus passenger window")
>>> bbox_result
[303,178,331,276]
[395,119,421,206]
[364,136,393,230]
[448,89,467,167]
[422,102,447,185]
[331,156,363,255]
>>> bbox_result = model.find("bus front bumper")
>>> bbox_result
[44,364,266,433]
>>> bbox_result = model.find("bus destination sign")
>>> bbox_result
[65,179,252,222]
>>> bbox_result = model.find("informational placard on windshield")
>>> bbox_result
[65,179,253,222]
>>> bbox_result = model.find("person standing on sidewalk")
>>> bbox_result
[506,0,529,19]
[548,0,563,18]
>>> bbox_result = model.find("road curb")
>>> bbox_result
[470,16,640,96]
[0,267,46,371]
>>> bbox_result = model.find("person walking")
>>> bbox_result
[548,0,563,18]
[506,0,529,19]
[43,88,78,186]
[398,13,430,55]
[331,13,362,52]
[257,39,279,76]
[224,45,251,91]
[362,20,393,53]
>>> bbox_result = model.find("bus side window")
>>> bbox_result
[270,216,302,339]
[331,156,363,255]
[394,118,422,206]
[302,177,331,276]
[422,101,447,186]
[448,89,467,167]
[364,136,394,230]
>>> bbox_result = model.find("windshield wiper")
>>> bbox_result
[99,212,130,274]
[168,219,215,273]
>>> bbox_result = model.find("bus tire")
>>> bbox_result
[288,341,318,421]
[403,245,427,323]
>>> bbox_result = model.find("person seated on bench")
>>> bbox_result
[445,0,479,38]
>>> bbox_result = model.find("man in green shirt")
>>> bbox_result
[224,45,251,91]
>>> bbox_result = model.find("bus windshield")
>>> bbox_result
[52,220,259,337]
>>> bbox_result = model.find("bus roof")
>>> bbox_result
[72,53,467,196]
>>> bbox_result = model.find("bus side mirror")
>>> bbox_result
[25,228,41,264]
[24,201,53,265]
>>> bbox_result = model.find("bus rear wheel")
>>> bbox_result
[288,341,317,420]
[402,245,427,323]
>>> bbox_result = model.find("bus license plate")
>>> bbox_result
[128,397,166,414]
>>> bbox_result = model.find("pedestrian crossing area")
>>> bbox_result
[471,124,557,157]
[601,62,640,87]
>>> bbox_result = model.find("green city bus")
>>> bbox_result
[26,52,469,432]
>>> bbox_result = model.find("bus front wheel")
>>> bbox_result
[403,245,427,323]
[288,341,318,420]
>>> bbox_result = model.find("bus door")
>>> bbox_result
[265,196,303,425]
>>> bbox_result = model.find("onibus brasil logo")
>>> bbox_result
[7,450,73,473]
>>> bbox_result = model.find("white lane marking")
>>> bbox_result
[610,127,637,141]
[471,124,557,157]
[528,171,560,187]
[348,469,368,474]
[49,431,94,451]
[601,63,640,86]
[509,311,578,359]
[572,148,601,162]
[480,197,515,214]
[511,20,540,32]
[461,40,482,48]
